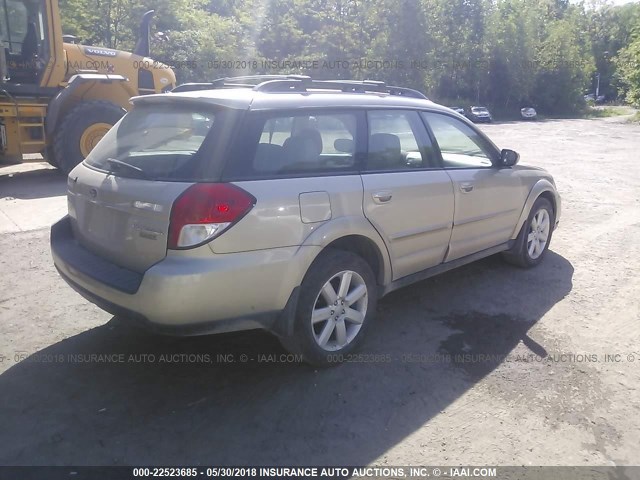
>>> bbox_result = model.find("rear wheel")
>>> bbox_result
[53,100,125,174]
[280,249,378,367]
[503,197,555,268]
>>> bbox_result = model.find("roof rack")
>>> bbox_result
[171,75,310,93]
[172,75,428,100]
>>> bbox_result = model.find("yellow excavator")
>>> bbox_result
[0,0,176,173]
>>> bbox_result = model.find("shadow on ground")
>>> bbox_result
[0,251,573,465]
[0,167,66,200]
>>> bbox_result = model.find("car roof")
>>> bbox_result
[132,87,453,113]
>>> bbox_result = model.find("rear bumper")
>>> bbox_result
[51,218,143,294]
[51,216,317,336]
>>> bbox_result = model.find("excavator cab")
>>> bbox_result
[1,0,176,173]
[0,0,50,86]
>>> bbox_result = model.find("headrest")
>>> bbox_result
[369,133,401,154]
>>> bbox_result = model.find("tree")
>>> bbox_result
[485,0,536,108]
[616,37,640,106]
[587,2,640,100]
[56,0,638,114]
[533,15,593,113]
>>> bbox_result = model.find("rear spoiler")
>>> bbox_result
[129,93,249,110]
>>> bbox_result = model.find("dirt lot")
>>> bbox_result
[0,116,639,467]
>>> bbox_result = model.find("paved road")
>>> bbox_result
[0,162,66,234]
[0,116,638,466]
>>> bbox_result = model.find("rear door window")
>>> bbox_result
[224,111,361,179]
[84,104,231,181]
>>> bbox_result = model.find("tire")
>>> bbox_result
[42,146,58,168]
[503,197,555,268]
[53,100,126,174]
[280,249,378,367]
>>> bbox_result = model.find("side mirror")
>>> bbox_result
[405,151,422,168]
[500,149,519,167]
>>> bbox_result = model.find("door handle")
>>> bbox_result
[372,191,393,203]
[460,183,474,193]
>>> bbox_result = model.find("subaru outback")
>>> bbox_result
[51,75,561,366]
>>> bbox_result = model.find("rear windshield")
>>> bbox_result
[84,104,226,181]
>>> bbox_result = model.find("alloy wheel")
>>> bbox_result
[527,208,550,259]
[311,270,368,351]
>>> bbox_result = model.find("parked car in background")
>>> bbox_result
[448,106,465,115]
[520,107,537,120]
[584,94,606,104]
[51,75,561,366]
[466,106,493,123]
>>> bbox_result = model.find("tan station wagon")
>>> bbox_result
[51,75,561,366]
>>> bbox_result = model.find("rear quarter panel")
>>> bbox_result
[209,175,364,253]
[209,175,392,287]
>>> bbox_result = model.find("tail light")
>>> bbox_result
[168,183,255,249]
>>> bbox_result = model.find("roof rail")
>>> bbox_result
[172,75,429,100]
[254,78,428,99]
[172,75,311,93]
[172,82,222,92]
[387,86,430,99]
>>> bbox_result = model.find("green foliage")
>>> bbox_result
[533,16,594,112]
[584,106,634,117]
[616,37,640,106]
[56,0,640,115]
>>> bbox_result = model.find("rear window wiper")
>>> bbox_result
[104,158,148,178]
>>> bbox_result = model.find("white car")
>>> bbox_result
[521,107,537,120]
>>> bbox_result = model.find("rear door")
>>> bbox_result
[68,103,235,273]
[360,110,454,280]
[421,111,525,261]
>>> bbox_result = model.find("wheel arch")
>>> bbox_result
[45,74,134,137]
[538,190,557,216]
[511,179,560,239]
[323,235,385,286]
[300,216,392,287]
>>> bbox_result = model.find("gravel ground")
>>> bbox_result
[0,116,638,467]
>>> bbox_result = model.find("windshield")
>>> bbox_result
[472,107,488,113]
[0,0,47,55]
[84,104,223,181]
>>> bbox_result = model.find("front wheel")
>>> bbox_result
[280,249,378,366]
[503,197,555,268]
